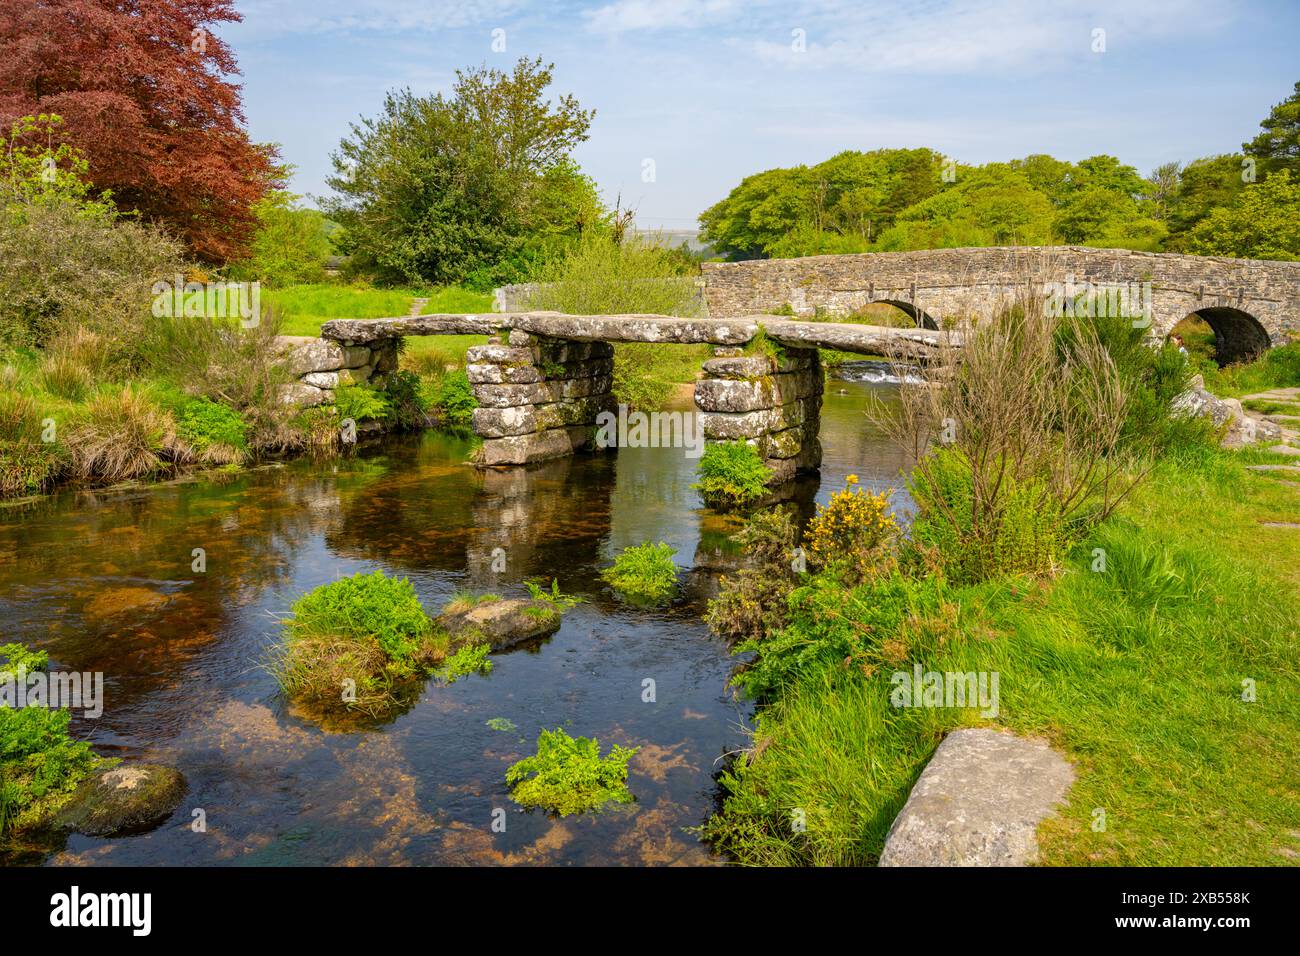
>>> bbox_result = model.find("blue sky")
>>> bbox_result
[223,0,1300,229]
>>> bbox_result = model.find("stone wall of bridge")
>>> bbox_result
[702,246,1300,354]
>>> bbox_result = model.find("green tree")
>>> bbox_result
[1186,169,1300,260]
[324,57,595,287]
[1163,155,1247,250]
[1244,80,1300,176]
[876,164,1055,249]
[235,189,331,286]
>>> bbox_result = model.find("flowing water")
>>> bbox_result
[0,376,908,866]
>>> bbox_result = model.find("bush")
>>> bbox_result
[600,541,678,604]
[695,440,769,509]
[428,369,476,431]
[803,476,898,581]
[175,398,247,465]
[907,447,1074,585]
[231,191,331,287]
[384,370,429,431]
[274,570,450,719]
[705,507,800,644]
[334,384,390,424]
[505,728,639,816]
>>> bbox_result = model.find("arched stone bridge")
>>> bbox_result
[703,246,1300,365]
[315,311,949,477]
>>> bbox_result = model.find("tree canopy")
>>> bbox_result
[324,57,599,288]
[0,0,280,262]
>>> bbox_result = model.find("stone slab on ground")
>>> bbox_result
[878,728,1075,867]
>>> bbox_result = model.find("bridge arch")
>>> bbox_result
[1172,307,1271,366]
[873,299,939,330]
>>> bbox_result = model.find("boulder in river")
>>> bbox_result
[55,764,187,838]
[438,597,563,652]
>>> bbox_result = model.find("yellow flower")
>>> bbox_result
[845,474,859,485]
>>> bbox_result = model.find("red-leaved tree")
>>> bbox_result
[0,0,281,262]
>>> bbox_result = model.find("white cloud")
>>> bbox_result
[735,0,1236,74]
[584,0,741,34]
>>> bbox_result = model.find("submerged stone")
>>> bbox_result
[55,764,187,838]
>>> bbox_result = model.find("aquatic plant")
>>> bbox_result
[600,542,678,604]
[486,717,517,733]
[524,578,583,612]
[434,643,492,684]
[694,440,769,509]
[505,728,638,816]
[273,570,450,718]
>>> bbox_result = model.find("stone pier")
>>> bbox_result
[695,347,824,483]
[467,331,616,466]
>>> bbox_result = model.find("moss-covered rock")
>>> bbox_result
[438,597,562,652]
[55,764,186,837]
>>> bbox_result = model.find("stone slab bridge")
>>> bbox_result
[309,312,951,478]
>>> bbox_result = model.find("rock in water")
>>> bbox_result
[56,765,187,837]
[879,729,1074,866]
[438,598,562,652]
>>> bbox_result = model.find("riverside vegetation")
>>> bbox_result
[698,295,1300,866]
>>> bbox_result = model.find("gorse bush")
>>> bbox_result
[804,476,898,582]
[505,728,639,816]
[601,541,678,604]
[695,440,769,509]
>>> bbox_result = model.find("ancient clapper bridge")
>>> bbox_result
[318,312,955,477]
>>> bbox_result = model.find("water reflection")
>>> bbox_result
[0,380,911,866]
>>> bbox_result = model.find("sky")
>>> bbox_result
[222,0,1300,229]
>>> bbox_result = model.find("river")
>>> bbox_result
[0,373,910,866]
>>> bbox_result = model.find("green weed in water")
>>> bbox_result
[505,728,639,816]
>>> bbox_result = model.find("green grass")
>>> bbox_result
[704,448,1300,866]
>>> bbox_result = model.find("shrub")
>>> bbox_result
[176,398,247,465]
[907,447,1073,584]
[803,476,898,582]
[695,440,769,509]
[428,369,476,431]
[384,370,428,431]
[433,643,493,684]
[63,385,175,483]
[705,507,800,644]
[0,644,103,836]
[600,541,678,604]
[274,570,450,719]
[334,384,390,423]
[505,728,639,816]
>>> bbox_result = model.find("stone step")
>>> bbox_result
[1246,464,1300,474]
[1267,444,1300,457]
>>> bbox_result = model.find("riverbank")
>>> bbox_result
[702,443,1300,865]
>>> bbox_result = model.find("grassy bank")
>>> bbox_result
[703,446,1299,867]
